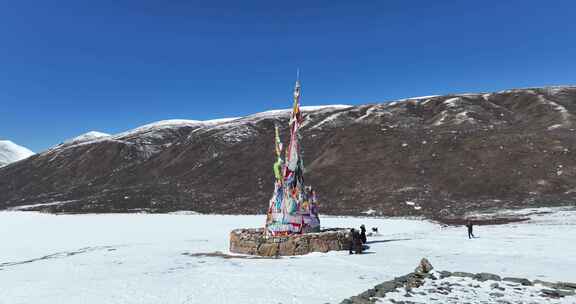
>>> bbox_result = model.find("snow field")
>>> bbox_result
[0,209,575,304]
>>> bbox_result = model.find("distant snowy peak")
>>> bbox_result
[253,104,352,116]
[113,118,240,139]
[113,106,350,139]
[64,131,111,145]
[396,95,440,102]
[0,140,34,167]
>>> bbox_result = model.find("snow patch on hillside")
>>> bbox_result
[251,105,352,118]
[537,96,572,126]
[396,95,440,101]
[0,140,34,166]
[64,131,110,145]
[8,200,78,211]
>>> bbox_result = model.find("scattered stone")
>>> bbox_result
[359,288,376,298]
[374,281,402,297]
[439,271,452,279]
[503,277,532,286]
[341,295,375,304]
[541,289,566,298]
[556,282,576,290]
[533,279,555,288]
[452,271,475,278]
[556,289,576,297]
[414,258,434,273]
[394,274,413,284]
[474,272,501,282]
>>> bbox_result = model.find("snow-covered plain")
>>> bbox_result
[1,208,575,304]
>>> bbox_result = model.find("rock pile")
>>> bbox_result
[341,258,576,304]
[229,228,351,256]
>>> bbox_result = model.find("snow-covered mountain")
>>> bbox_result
[2,86,576,217]
[0,140,34,167]
[63,131,111,145]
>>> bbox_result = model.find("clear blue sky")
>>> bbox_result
[2,0,575,152]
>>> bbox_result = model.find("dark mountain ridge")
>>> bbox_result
[2,86,576,218]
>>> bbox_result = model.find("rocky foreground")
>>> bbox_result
[3,86,576,218]
[342,258,576,304]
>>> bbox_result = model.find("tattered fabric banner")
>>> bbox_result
[265,78,320,237]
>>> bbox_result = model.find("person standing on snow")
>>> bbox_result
[359,224,367,244]
[349,228,356,254]
[466,220,475,239]
[349,228,363,254]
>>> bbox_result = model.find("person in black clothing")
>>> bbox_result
[349,228,363,254]
[466,220,475,239]
[349,228,356,254]
[359,224,367,244]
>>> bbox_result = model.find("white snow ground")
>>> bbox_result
[1,208,575,304]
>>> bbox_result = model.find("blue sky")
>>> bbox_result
[1,0,575,152]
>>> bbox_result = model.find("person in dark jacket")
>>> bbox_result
[349,228,356,254]
[466,220,475,239]
[359,224,367,244]
[349,228,364,254]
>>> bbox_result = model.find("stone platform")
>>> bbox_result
[229,228,352,256]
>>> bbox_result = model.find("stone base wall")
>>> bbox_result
[230,228,352,256]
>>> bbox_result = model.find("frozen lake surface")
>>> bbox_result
[1,209,575,304]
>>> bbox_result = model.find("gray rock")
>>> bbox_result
[533,279,555,288]
[489,292,505,297]
[374,281,401,297]
[452,271,475,278]
[359,288,376,298]
[474,272,501,282]
[394,274,413,284]
[436,286,452,294]
[503,277,532,286]
[540,288,574,298]
[555,289,576,297]
[490,283,499,289]
[413,272,430,279]
[555,282,576,290]
[414,258,434,273]
[343,295,376,304]
[439,271,452,279]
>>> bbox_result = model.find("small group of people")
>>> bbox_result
[346,219,475,256]
[349,224,367,254]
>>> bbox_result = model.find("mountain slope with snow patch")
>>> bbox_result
[2,86,576,216]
